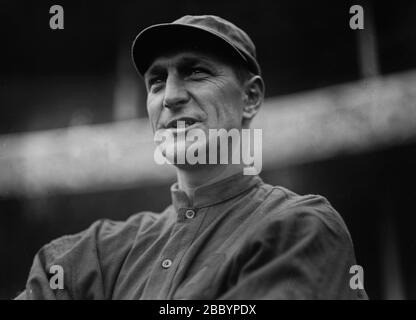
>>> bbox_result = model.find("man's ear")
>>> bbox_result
[242,75,265,126]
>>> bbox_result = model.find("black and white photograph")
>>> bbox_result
[0,0,415,303]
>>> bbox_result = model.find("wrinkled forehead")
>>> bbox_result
[143,41,243,77]
[146,50,226,74]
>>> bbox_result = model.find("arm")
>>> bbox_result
[17,220,108,300]
[219,205,368,300]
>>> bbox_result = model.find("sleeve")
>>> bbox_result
[16,218,131,300]
[15,211,158,300]
[17,220,107,300]
[219,197,368,300]
[14,291,27,300]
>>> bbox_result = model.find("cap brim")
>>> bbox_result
[131,23,258,77]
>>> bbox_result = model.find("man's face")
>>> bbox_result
[144,50,246,165]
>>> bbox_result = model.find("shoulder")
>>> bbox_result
[230,182,366,300]
[252,183,353,245]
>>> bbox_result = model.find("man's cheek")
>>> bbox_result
[147,110,159,131]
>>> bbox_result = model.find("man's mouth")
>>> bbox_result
[165,118,200,129]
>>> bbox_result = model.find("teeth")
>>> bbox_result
[168,119,197,128]
[185,120,195,127]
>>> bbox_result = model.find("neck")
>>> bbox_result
[176,163,244,201]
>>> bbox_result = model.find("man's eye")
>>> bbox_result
[148,78,165,91]
[184,68,210,80]
[149,78,164,85]
[195,68,208,74]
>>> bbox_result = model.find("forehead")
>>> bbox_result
[145,49,231,76]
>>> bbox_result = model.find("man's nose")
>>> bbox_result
[162,75,189,109]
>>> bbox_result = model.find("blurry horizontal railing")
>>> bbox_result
[1,70,416,198]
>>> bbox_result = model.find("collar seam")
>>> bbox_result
[193,180,261,209]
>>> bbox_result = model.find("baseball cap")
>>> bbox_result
[131,15,261,77]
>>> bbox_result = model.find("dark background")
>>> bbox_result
[1,0,416,299]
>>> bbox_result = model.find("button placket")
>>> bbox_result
[185,209,195,219]
[162,259,172,269]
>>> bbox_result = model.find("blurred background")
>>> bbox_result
[1,0,415,299]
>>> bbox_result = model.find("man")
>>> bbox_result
[16,15,367,300]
